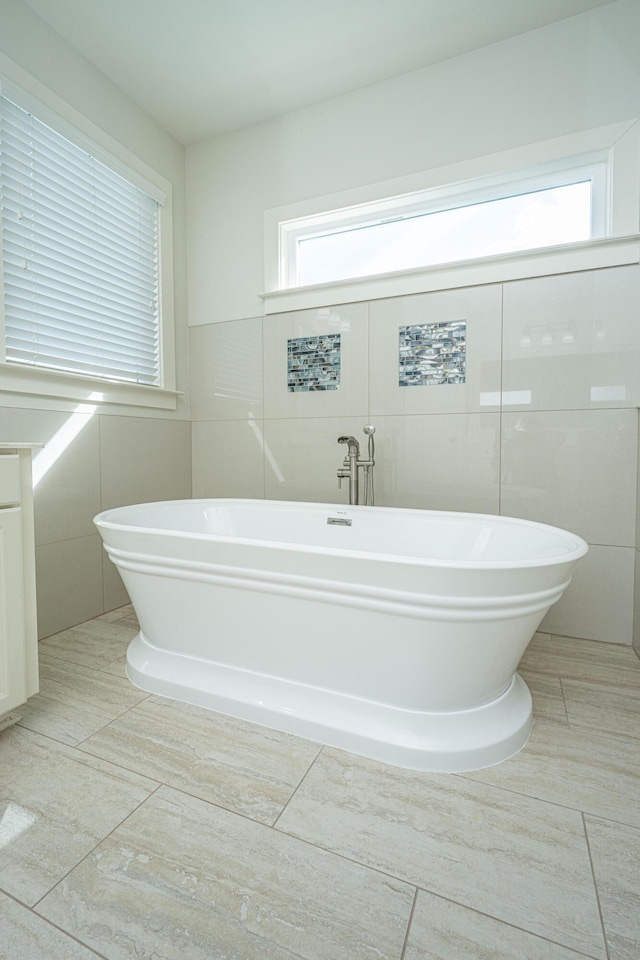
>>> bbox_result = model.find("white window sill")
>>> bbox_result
[259,235,640,315]
[0,362,181,411]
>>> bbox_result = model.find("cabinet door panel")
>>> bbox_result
[0,507,26,713]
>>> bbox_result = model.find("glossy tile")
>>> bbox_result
[191,418,265,498]
[275,748,606,957]
[521,633,640,689]
[38,616,137,668]
[404,889,591,960]
[461,719,640,828]
[263,416,368,504]
[17,655,148,745]
[0,891,100,960]
[0,726,156,906]
[35,535,104,639]
[502,265,640,410]
[189,317,263,421]
[80,695,321,824]
[501,408,637,546]
[586,817,640,960]
[562,678,640,742]
[264,304,368,419]
[540,544,635,645]
[99,416,192,511]
[370,285,502,415]
[372,413,500,514]
[38,785,414,960]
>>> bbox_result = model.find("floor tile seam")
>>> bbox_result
[581,812,613,960]
[560,675,640,695]
[453,770,640,827]
[564,717,640,745]
[19,900,111,960]
[29,781,164,915]
[408,884,608,960]
[270,743,326,828]
[72,742,164,789]
[36,655,139,690]
[72,696,155,748]
[399,887,419,960]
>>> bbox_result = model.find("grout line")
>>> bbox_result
[270,743,325,829]
[581,813,612,960]
[399,887,419,960]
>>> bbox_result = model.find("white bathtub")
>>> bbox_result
[94,499,587,772]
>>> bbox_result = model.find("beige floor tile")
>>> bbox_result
[0,891,100,960]
[586,817,640,960]
[0,727,157,906]
[17,655,148,745]
[38,618,137,668]
[459,719,640,828]
[37,785,414,960]
[562,679,640,741]
[275,748,606,958]
[404,889,596,959]
[522,634,640,690]
[99,656,128,678]
[79,695,321,824]
[519,668,569,725]
[96,604,135,622]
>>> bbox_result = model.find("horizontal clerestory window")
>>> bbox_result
[0,85,174,402]
[279,162,606,288]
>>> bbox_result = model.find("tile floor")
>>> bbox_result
[1,606,639,960]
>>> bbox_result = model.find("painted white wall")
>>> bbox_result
[0,0,192,632]
[186,0,640,326]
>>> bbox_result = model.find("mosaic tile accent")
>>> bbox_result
[287,334,341,392]
[399,320,466,387]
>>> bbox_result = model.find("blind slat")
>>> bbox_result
[0,94,161,386]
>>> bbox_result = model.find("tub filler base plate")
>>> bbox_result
[127,631,533,773]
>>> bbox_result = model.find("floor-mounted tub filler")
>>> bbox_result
[94,499,587,773]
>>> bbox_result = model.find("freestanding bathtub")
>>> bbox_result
[94,499,587,772]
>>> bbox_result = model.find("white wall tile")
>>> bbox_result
[373,413,500,514]
[369,285,502,416]
[100,417,192,511]
[541,545,635,644]
[192,420,265,499]
[501,409,637,546]
[263,304,368,419]
[264,417,368,505]
[36,535,104,638]
[502,266,640,411]
[189,317,263,421]
[633,552,640,657]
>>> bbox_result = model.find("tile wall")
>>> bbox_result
[0,408,191,638]
[190,264,640,646]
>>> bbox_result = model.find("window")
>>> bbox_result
[0,81,176,407]
[280,163,604,288]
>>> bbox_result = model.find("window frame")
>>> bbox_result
[262,120,640,315]
[0,75,178,411]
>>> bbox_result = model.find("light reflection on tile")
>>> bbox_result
[275,748,606,957]
[0,726,156,906]
[38,785,414,960]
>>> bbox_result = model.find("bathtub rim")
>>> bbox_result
[94,498,589,571]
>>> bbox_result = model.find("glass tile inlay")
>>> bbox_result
[287,334,341,392]
[399,320,466,387]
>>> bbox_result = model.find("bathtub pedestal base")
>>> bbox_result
[127,631,533,773]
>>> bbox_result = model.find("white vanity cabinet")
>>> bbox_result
[0,445,39,726]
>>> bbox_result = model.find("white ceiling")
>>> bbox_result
[23,0,617,145]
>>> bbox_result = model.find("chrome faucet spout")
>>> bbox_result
[336,427,375,506]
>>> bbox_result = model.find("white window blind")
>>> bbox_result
[0,94,161,386]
